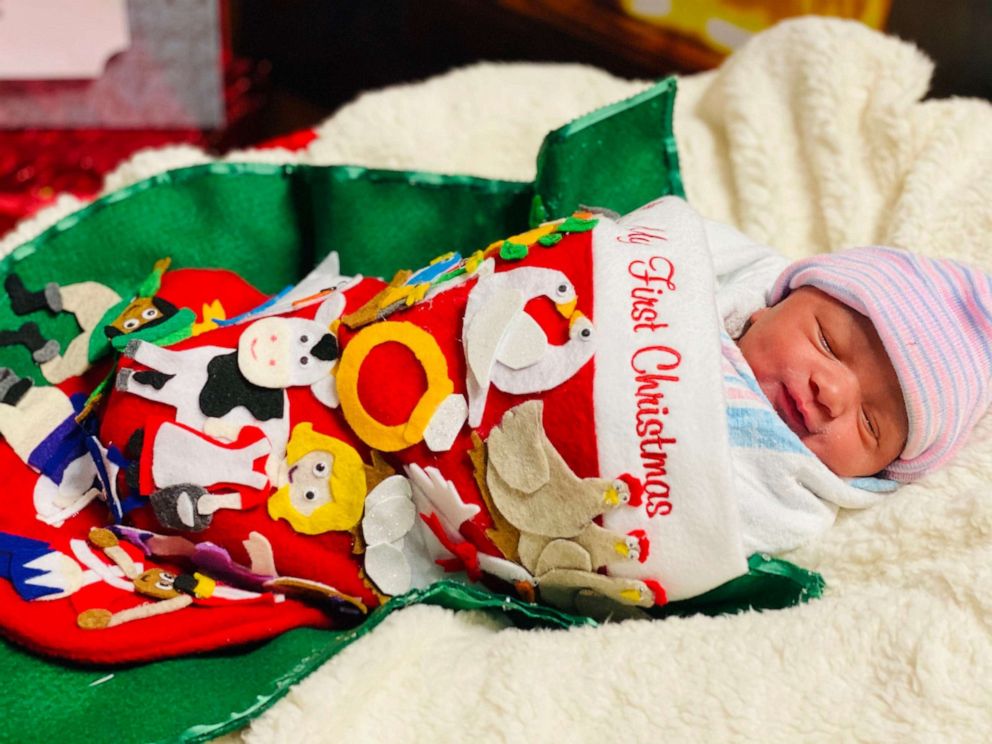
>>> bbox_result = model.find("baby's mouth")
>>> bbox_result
[776,386,810,437]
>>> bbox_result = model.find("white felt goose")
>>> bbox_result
[463,266,595,427]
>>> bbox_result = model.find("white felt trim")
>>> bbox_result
[592,198,747,600]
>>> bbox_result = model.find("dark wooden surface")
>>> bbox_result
[230,0,991,142]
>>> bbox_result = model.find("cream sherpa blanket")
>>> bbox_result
[5,17,990,742]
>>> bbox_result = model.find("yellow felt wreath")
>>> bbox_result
[336,321,453,451]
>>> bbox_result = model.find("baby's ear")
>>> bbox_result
[745,306,769,331]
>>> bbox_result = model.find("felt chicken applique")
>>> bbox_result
[482,400,661,609]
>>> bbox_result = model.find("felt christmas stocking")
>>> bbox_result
[0,195,752,664]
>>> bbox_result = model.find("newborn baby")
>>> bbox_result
[739,284,908,480]
[714,240,992,557]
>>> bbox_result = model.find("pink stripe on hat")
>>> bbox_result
[769,247,992,481]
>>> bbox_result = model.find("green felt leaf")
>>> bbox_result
[557,216,599,232]
[499,239,529,260]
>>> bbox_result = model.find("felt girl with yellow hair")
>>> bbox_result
[267,422,367,536]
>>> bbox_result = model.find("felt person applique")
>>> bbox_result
[137,420,272,531]
[0,259,194,384]
[76,528,275,630]
[462,266,595,427]
[0,370,125,524]
[109,526,367,615]
[267,422,368,535]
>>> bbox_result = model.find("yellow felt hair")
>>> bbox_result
[267,422,367,534]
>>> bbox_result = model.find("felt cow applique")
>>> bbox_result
[115,291,345,435]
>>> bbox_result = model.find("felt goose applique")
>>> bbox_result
[462,266,595,427]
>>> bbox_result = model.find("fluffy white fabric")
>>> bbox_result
[6,16,990,742]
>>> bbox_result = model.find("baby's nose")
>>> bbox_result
[810,364,857,418]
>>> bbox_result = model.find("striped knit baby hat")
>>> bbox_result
[769,247,992,481]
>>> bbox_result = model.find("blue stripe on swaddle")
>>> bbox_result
[725,406,808,455]
[720,332,812,456]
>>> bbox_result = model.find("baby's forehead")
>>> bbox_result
[781,286,867,324]
[780,286,896,361]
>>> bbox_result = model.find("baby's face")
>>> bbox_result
[738,287,908,477]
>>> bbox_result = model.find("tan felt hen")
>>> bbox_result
[485,399,631,538]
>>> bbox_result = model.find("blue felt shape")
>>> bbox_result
[407,253,462,284]
[0,532,63,601]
